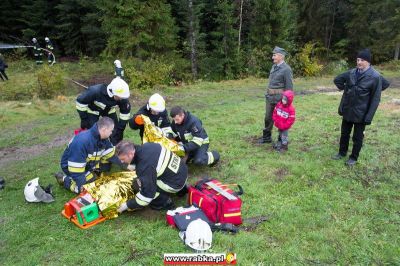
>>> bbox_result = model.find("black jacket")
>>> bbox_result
[334,67,383,124]
[126,143,187,210]
[76,84,131,129]
[0,58,7,71]
[128,104,171,139]
[171,112,209,153]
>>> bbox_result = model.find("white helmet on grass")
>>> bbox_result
[179,219,212,251]
[107,77,130,99]
[24,178,55,203]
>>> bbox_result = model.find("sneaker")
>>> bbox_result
[345,158,357,166]
[54,172,65,186]
[332,153,346,160]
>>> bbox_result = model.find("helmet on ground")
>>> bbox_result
[45,37,50,42]
[179,219,212,251]
[148,93,165,113]
[107,77,130,99]
[114,59,122,68]
[24,178,55,203]
[32,38,37,43]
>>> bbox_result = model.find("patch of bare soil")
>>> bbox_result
[243,135,262,145]
[273,168,289,182]
[388,77,400,89]
[296,86,338,95]
[379,99,400,113]
[0,134,71,168]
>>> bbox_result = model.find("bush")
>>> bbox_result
[377,60,400,71]
[321,59,349,75]
[289,43,323,77]
[125,58,174,91]
[36,65,67,98]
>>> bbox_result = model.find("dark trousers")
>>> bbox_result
[188,144,219,166]
[264,100,276,132]
[0,70,8,81]
[339,119,366,160]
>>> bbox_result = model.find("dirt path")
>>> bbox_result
[0,134,70,168]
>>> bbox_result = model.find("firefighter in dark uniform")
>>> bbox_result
[56,117,123,193]
[129,93,172,140]
[115,141,188,212]
[45,37,54,64]
[32,38,43,65]
[258,46,293,144]
[170,106,220,166]
[114,59,124,78]
[76,77,131,145]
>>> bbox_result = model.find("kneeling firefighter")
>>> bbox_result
[115,141,188,212]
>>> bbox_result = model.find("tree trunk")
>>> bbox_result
[188,0,198,79]
[327,1,337,51]
[237,0,243,54]
[394,43,400,60]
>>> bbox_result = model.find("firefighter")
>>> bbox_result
[115,140,188,212]
[45,37,54,64]
[170,106,220,166]
[55,117,123,193]
[128,93,172,140]
[114,59,124,78]
[32,38,43,65]
[75,77,131,145]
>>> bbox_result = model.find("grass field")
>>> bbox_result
[0,61,399,265]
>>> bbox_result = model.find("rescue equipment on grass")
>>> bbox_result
[24,177,55,203]
[179,218,213,252]
[188,178,243,225]
[166,205,211,231]
[141,114,185,157]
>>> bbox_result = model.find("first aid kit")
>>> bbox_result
[62,192,106,229]
[166,205,211,231]
[188,179,243,225]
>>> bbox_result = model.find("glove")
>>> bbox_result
[134,115,144,126]
[127,164,136,171]
[117,202,128,213]
[80,120,90,130]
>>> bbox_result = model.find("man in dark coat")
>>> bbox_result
[0,55,9,81]
[332,49,390,166]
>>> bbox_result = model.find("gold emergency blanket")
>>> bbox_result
[141,115,185,157]
[83,171,137,219]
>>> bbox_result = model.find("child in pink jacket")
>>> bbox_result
[272,90,296,152]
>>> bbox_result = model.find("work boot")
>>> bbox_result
[345,158,357,167]
[150,197,175,211]
[332,153,346,160]
[257,129,272,144]
[176,185,188,197]
[209,151,220,167]
[54,172,65,186]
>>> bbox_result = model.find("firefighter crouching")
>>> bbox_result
[129,93,173,140]
[75,77,131,145]
[55,117,123,193]
[170,106,220,166]
[116,141,188,212]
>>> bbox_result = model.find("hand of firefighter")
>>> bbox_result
[117,202,128,213]
[134,115,144,126]
[127,164,136,171]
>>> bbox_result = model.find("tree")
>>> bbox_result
[98,0,178,59]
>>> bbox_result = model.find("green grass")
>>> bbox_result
[1,62,400,265]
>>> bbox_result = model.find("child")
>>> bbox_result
[272,90,295,152]
[114,59,124,78]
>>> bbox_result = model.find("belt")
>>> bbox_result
[267,88,284,95]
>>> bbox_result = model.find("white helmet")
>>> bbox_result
[114,59,122,68]
[148,93,165,113]
[45,37,50,42]
[179,219,212,251]
[32,38,37,43]
[107,77,130,99]
[24,178,55,203]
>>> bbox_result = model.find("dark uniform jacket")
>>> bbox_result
[76,84,131,129]
[60,124,118,189]
[129,105,171,138]
[126,143,187,210]
[171,112,209,153]
[334,67,386,124]
[0,58,7,71]
[267,62,293,103]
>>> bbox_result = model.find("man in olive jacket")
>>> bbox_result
[332,49,389,166]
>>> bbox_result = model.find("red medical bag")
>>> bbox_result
[188,179,243,225]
